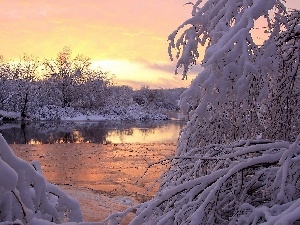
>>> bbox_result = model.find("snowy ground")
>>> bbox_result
[60,185,138,224]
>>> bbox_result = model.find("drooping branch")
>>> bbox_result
[0,134,83,224]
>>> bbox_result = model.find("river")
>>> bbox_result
[0,120,186,144]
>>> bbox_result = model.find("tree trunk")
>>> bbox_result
[21,93,28,120]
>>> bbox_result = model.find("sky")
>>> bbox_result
[0,0,299,89]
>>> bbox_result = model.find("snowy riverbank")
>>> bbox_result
[60,185,138,224]
[0,104,172,122]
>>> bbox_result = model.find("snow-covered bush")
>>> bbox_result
[101,104,169,121]
[126,136,300,225]
[30,105,80,120]
[132,87,183,110]
[0,134,82,224]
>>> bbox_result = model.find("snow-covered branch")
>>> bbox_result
[127,137,300,224]
[0,134,82,224]
[168,0,298,150]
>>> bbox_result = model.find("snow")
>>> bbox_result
[0,105,169,122]
[2,133,300,224]
[125,138,300,225]
[0,1,299,224]
[0,134,83,224]
[60,186,139,223]
[0,110,21,121]
[0,156,18,190]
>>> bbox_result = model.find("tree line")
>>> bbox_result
[0,47,184,120]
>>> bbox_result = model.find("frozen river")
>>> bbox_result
[0,120,186,144]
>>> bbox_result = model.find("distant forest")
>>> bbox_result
[0,48,185,120]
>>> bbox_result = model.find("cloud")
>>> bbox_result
[113,75,192,90]
[136,58,203,78]
[91,59,194,89]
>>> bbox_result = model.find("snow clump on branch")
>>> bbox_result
[168,0,297,150]
[0,134,83,225]
[127,136,300,224]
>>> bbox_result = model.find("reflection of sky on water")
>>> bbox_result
[12,142,177,200]
[0,120,186,144]
[106,123,183,143]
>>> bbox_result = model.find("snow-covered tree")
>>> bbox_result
[132,87,184,110]
[43,47,78,108]
[17,54,41,120]
[43,47,110,110]
[101,1,300,225]
[168,0,288,152]
[0,54,41,119]
[73,68,111,110]
[0,57,11,109]
[262,9,300,141]
[105,85,134,107]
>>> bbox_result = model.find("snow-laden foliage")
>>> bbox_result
[39,47,111,110]
[99,1,299,225]
[99,137,300,225]
[1,1,298,225]
[0,134,83,224]
[113,4,299,225]
[0,48,183,121]
[26,104,169,121]
[0,50,183,122]
[0,54,41,120]
[125,136,300,225]
[0,48,111,118]
[262,9,300,141]
[168,0,293,151]
[132,86,184,110]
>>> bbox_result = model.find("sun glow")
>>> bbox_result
[91,59,193,89]
[0,0,298,88]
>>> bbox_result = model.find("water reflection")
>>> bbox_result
[11,142,178,201]
[106,123,183,143]
[0,120,186,144]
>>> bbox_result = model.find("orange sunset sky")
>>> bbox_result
[0,0,299,89]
